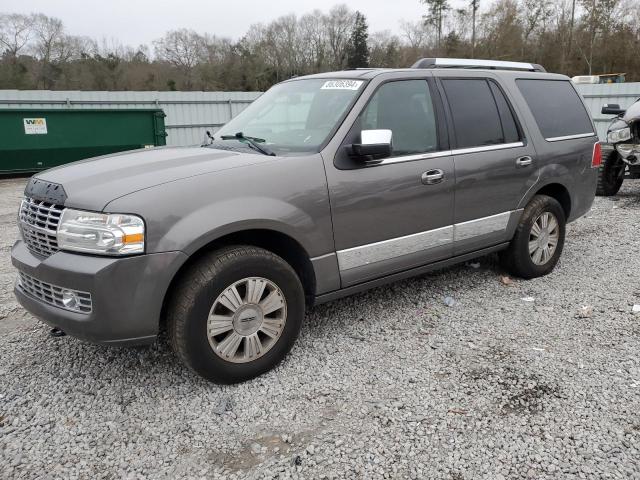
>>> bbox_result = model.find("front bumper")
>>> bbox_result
[11,240,187,346]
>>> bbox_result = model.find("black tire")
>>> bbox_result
[500,195,566,279]
[167,246,305,384]
[596,147,624,196]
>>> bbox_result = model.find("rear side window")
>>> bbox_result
[516,79,594,140]
[441,79,519,149]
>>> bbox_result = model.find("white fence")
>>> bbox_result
[0,90,262,146]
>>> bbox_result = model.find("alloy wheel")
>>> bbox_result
[207,277,287,363]
[529,211,560,265]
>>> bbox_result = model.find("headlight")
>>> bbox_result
[57,209,145,256]
[607,127,631,143]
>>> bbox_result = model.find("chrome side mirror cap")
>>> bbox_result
[351,129,393,159]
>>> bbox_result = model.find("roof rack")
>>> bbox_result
[412,58,546,73]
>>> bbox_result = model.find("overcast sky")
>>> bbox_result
[5,0,448,47]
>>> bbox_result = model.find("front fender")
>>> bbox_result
[104,156,335,258]
[160,197,318,256]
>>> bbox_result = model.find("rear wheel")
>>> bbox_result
[500,195,566,279]
[596,147,625,196]
[167,246,305,383]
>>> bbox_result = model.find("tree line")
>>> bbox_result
[1,0,639,92]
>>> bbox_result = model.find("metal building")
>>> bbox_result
[0,90,262,146]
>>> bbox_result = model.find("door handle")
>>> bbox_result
[516,156,533,167]
[421,169,444,185]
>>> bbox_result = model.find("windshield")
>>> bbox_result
[214,78,366,155]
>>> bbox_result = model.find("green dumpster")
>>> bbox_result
[0,109,167,174]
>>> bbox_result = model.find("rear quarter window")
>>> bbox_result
[516,79,594,140]
[441,78,506,149]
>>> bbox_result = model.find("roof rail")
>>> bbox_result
[412,58,546,73]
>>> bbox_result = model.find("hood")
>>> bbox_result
[33,146,268,211]
[622,99,640,124]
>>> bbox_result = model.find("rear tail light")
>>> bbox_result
[591,142,602,168]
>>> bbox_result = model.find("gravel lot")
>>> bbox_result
[1,176,640,479]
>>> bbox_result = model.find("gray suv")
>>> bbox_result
[12,58,600,383]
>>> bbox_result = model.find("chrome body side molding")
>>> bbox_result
[451,142,524,156]
[453,211,511,241]
[546,133,595,142]
[337,225,453,271]
[336,210,520,272]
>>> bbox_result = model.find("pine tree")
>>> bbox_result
[421,0,451,51]
[347,12,369,69]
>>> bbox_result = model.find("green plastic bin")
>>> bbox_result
[0,109,167,174]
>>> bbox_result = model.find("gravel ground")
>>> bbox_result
[1,176,640,479]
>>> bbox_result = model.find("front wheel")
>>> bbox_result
[500,195,566,279]
[167,246,305,383]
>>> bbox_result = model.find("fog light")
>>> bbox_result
[61,290,80,310]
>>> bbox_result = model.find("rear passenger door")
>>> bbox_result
[437,75,539,255]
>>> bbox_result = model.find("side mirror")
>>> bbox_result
[601,104,626,115]
[351,129,393,160]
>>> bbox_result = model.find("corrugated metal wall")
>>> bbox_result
[575,82,640,140]
[1,84,638,145]
[0,90,262,146]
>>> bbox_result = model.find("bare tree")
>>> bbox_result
[324,4,355,69]
[520,0,553,57]
[153,29,205,88]
[31,14,64,59]
[30,14,69,88]
[480,0,523,58]
[399,20,430,49]
[0,13,34,58]
[369,30,402,67]
[299,11,328,71]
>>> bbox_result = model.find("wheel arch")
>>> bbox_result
[159,228,317,329]
[533,183,571,219]
[520,181,572,220]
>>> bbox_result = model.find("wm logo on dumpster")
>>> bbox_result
[23,118,48,135]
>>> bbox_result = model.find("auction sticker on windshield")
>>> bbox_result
[321,80,363,90]
[23,118,48,135]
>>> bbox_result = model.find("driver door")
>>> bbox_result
[325,78,455,287]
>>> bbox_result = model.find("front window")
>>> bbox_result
[360,80,438,156]
[214,78,365,155]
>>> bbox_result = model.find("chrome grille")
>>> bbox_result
[17,271,92,314]
[19,197,64,257]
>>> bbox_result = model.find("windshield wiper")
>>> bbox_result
[220,132,275,156]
